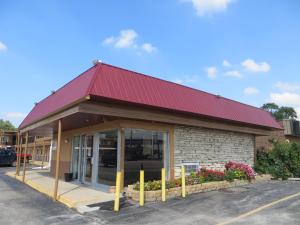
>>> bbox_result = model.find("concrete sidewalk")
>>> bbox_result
[6,169,114,208]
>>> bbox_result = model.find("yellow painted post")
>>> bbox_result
[139,170,144,206]
[181,165,186,198]
[161,168,166,202]
[114,171,121,212]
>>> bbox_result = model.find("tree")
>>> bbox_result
[261,103,298,120]
[0,119,16,131]
[274,107,297,120]
[261,103,279,114]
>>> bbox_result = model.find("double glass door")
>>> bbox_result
[71,131,118,186]
[71,135,94,183]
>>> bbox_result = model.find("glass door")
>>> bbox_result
[71,135,94,184]
[84,135,93,183]
[71,136,80,180]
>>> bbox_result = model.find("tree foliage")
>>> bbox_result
[261,103,297,120]
[0,119,16,131]
[254,141,300,179]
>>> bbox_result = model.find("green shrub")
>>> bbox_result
[224,169,247,182]
[254,141,300,180]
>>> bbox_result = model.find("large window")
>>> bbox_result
[124,128,168,185]
[98,130,118,186]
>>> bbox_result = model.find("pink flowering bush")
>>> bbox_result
[225,161,255,180]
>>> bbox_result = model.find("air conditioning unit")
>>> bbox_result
[182,163,199,175]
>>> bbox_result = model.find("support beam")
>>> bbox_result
[15,132,20,176]
[17,135,22,176]
[53,119,62,200]
[120,128,125,191]
[32,136,36,163]
[22,132,29,183]
[41,139,45,169]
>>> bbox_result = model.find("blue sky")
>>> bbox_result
[1,0,300,126]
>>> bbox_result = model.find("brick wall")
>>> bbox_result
[174,126,255,177]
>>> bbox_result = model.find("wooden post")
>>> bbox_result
[41,139,46,169]
[15,132,20,176]
[53,119,62,200]
[22,132,29,183]
[32,136,36,164]
[17,135,22,176]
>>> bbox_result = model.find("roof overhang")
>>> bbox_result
[20,100,276,136]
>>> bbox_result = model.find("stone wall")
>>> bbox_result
[174,126,255,177]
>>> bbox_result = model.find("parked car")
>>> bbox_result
[17,153,32,163]
[0,148,17,166]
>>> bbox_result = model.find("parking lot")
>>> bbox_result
[0,167,299,225]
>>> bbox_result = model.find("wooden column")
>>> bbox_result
[120,128,125,191]
[15,132,20,175]
[17,135,22,176]
[32,136,36,163]
[22,132,29,183]
[41,139,45,169]
[169,127,175,180]
[53,119,62,200]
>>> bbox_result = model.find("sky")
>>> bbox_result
[1,0,300,126]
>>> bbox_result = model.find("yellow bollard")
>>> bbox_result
[114,171,121,212]
[161,168,166,202]
[140,170,144,206]
[181,165,186,198]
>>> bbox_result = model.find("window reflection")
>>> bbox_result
[124,129,165,185]
[98,130,118,186]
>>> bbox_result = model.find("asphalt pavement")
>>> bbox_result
[1,166,300,225]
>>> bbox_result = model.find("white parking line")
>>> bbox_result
[216,191,300,225]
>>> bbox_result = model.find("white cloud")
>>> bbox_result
[173,79,184,84]
[173,75,199,84]
[102,36,115,45]
[116,29,138,48]
[274,81,300,92]
[241,59,270,73]
[102,29,138,48]
[244,87,259,95]
[206,66,217,79]
[0,111,26,127]
[270,92,300,118]
[141,43,156,53]
[0,41,7,51]
[224,70,242,78]
[103,29,156,54]
[222,59,231,67]
[270,92,300,106]
[182,0,234,16]
[5,112,26,119]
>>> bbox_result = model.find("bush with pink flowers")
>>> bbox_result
[225,161,255,180]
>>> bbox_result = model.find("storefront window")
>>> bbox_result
[98,130,118,185]
[124,128,167,185]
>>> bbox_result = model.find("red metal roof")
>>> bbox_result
[20,63,281,129]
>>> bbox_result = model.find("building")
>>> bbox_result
[18,62,281,192]
[0,130,17,148]
[256,119,300,152]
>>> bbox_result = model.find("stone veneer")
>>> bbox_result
[174,126,255,177]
